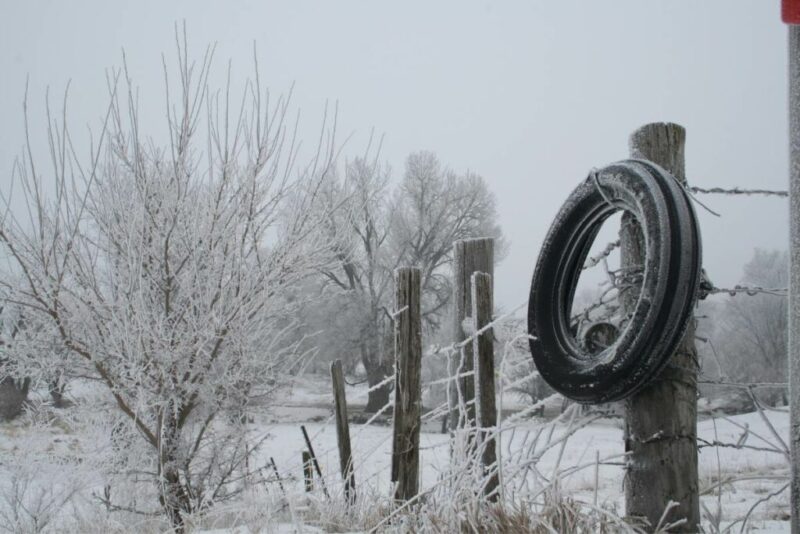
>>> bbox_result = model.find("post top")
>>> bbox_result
[630,122,686,137]
[628,122,687,183]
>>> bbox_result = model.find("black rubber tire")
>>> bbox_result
[527,160,702,403]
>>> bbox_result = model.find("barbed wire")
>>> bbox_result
[425,299,529,358]
[698,377,788,390]
[703,284,788,297]
[583,240,619,270]
[278,257,788,529]
[273,317,788,534]
[579,241,787,299]
[689,186,788,198]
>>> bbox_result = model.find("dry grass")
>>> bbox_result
[404,491,644,534]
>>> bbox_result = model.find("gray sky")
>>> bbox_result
[0,1,789,310]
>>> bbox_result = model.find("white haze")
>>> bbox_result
[0,0,789,309]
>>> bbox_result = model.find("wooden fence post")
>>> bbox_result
[391,267,422,502]
[471,271,499,501]
[449,238,494,434]
[331,359,356,504]
[302,451,314,492]
[269,457,287,499]
[301,425,329,499]
[623,123,700,531]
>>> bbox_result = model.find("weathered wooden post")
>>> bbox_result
[449,238,494,434]
[391,267,422,502]
[330,359,356,504]
[623,123,700,531]
[302,450,314,492]
[269,457,287,498]
[471,271,499,501]
[301,425,329,499]
[786,3,800,529]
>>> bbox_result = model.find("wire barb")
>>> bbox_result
[703,285,788,297]
[689,186,788,198]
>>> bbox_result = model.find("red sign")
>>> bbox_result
[784,0,800,24]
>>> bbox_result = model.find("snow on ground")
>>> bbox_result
[0,376,791,532]
[254,377,790,531]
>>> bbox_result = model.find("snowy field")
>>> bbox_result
[257,388,791,532]
[0,375,790,533]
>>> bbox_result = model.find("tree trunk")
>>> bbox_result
[360,317,394,414]
[158,408,192,532]
[363,347,393,414]
[161,467,191,532]
[0,375,30,421]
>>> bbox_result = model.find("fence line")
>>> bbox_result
[264,167,792,532]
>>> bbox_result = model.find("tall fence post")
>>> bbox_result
[330,359,356,504]
[449,238,494,436]
[789,22,800,533]
[391,267,422,502]
[471,271,499,501]
[623,122,700,531]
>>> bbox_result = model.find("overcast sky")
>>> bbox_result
[0,1,789,310]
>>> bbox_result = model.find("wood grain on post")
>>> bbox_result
[449,238,494,434]
[623,122,700,532]
[391,267,422,502]
[330,359,356,504]
[471,271,499,501]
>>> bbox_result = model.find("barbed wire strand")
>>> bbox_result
[689,186,788,198]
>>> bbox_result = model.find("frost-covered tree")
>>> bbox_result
[702,249,788,406]
[392,151,505,330]
[313,156,396,412]
[0,35,337,529]
[0,306,33,421]
[314,150,504,412]
[0,275,70,420]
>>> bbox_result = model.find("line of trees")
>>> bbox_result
[698,249,788,408]
[302,150,504,412]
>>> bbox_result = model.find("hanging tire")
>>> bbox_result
[527,159,701,403]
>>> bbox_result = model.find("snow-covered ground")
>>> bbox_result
[255,412,789,531]
[0,376,791,532]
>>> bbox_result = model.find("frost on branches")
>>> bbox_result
[0,37,337,529]
[309,150,505,413]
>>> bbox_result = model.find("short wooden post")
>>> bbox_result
[449,238,494,434]
[301,425,329,499]
[391,267,422,502]
[471,271,499,501]
[330,359,356,504]
[623,123,699,531]
[302,450,314,492]
[270,457,287,498]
